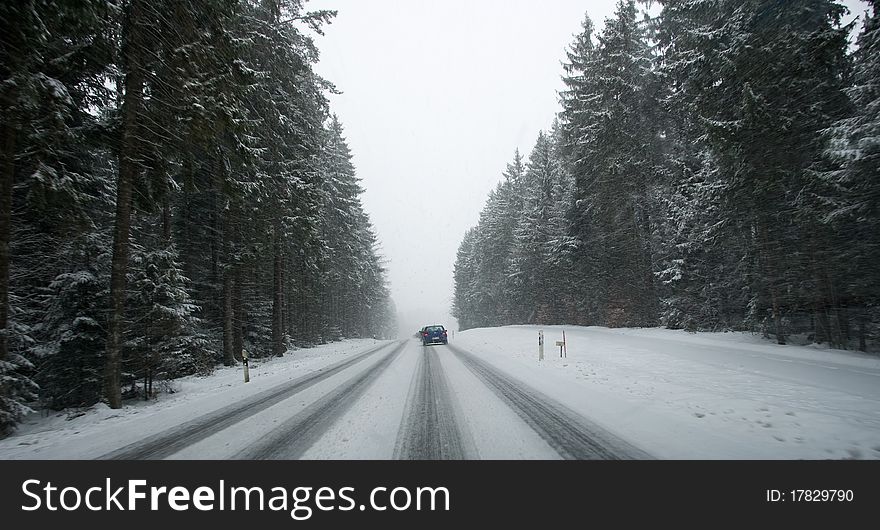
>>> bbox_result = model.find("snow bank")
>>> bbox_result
[454,325,880,459]
[0,339,387,459]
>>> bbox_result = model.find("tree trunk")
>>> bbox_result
[814,302,830,345]
[0,121,15,365]
[105,0,145,408]
[809,237,830,346]
[222,269,234,365]
[769,282,784,344]
[181,190,193,280]
[837,300,850,348]
[821,267,840,348]
[331,288,339,332]
[210,205,219,294]
[757,220,785,345]
[210,155,220,309]
[272,220,284,356]
[233,264,243,361]
[285,266,294,342]
[144,319,151,400]
[637,204,657,327]
[281,256,288,338]
[228,212,245,361]
[300,263,310,340]
[162,199,171,242]
[222,203,235,365]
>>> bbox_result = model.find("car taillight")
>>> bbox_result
[442,331,447,335]
[422,332,428,336]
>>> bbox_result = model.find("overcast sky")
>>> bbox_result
[306,0,869,337]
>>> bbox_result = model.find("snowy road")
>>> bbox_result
[394,344,470,459]
[233,341,408,459]
[4,325,878,460]
[447,343,650,459]
[95,338,648,460]
[100,341,398,460]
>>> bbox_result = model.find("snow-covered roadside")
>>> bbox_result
[4,325,879,461]
[0,339,389,459]
[453,325,880,459]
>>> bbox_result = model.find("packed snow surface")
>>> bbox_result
[1,327,878,460]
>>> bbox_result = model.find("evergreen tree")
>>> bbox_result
[32,233,110,410]
[561,0,661,327]
[125,244,205,399]
[544,123,581,324]
[0,0,393,436]
[452,228,480,331]
[509,131,560,323]
[656,0,852,344]
[317,116,368,339]
[450,1,874,354]
[1,0,113,434]
[469,151,524,326]
[822,0,880,350]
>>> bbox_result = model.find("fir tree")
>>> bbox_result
[822,0,880,350]
[561,0,661,327]
[125,244,205,398]
[656,0,852,344]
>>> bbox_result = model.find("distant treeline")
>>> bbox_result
[0,0,396,436]
[453,0,879,354]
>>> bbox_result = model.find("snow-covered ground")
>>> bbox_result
[0,339,388,459]
[1,327,878,460]
[454,325,880,459]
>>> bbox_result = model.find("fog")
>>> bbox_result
[307,0,868,338]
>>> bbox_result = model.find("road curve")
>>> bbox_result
[448,343,653,460]
[99,341,400,460]
[394,344,469,460]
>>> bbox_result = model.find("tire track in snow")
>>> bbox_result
[234,341,408,460]
[448,344,652,460]
[99,341,399,460]
[394,345,469,459]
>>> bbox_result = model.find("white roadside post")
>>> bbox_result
[538,330,544,361]
[243,350,250,383]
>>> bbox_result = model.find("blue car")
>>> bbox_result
[421,325,448,346]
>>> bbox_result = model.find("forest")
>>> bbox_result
[454,1,879,354]
[0,0,396,437]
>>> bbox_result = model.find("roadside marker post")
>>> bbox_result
[555,330,567,358]
[243,350,250,383]
[538,330,544,361]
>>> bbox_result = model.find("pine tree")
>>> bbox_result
[125,244,205,398]
[452,228,480,331]
[561,0,661,327]
[32,233,110,410]
[509,131,560,323]
[0,0,393,435]
[544,123,581,324]
[1,0,113,434]
[470,151,524,326]
[656,0,852,344]
[317,116,367,340]
[822,0,880,350]
[105,0,151,408]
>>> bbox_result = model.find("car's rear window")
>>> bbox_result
[426,326,444,332]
